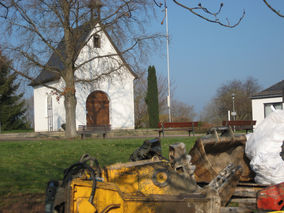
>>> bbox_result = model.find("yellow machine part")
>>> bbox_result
[102,160,198,195]
[67,160,221,213]
[71,180,221,213]
[267,212,284,213]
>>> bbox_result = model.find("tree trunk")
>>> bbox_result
[61,2,77,138]
[63,68,77,138]
[64,91,77,138]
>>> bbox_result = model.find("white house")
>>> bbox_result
[30,23,137,132]
[251,80,284,126]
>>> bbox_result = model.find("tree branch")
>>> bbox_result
[74,52,119,71]
[263,0,284,18]
[153,0,163,8]
[15,48,62,74]
[100,0,135,24]
[12,2,67,65]
[170,0,245,28]
[0,55,61,94]
[75,62,125,84]
[0,1,10,18]
[74,29,161,72]
[39,0,65,27]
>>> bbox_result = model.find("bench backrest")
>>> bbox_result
[78,125,111,131]
[222,120,256,126]
[158,122,199,128]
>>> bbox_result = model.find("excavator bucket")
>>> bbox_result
[189,126,254,183]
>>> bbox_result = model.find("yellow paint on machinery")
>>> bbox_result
[48,138,243,213]
[67,160,221,213]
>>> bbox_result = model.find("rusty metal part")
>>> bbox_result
[129,138,162,161]
[204,163,242,206]
[189,127,254,183]
[169,142,196,180]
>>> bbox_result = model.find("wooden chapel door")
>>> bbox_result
[86,91,109,127]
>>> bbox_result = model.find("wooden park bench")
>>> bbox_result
[157,122,199,137]
[78,125,111,139]
[222,120,256,134]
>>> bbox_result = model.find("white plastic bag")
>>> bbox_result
[245,109,284,184]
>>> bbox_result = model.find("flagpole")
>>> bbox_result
[165,0,172,122]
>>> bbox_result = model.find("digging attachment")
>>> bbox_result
[189,126,254,183]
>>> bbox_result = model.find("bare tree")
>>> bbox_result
[155,0,245,28]
[172,0,283,20]
[200,100,220,125]
[0,0,160,137]
[171,99,196,122]
[0,0,247,137]
[134,70,168,128]
[134,71,148,128]
[262,0,284,18]
[201,77,261,124]
[134,68,196,127]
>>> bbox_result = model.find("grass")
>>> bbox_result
[0,129,34,134]
[0,137,196,199]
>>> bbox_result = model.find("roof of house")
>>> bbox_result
[30,22,137,87]
[251,80,284,99]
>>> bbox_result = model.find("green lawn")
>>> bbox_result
[1,129,34,134]
[0,137,196,199]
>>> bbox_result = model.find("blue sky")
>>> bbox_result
[148,0,284,114]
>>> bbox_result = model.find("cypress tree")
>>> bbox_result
[0,53,28,130]
[145,66,159,128]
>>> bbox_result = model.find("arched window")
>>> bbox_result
[93,34,101,48]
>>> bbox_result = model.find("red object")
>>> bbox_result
[257,182,284,211]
